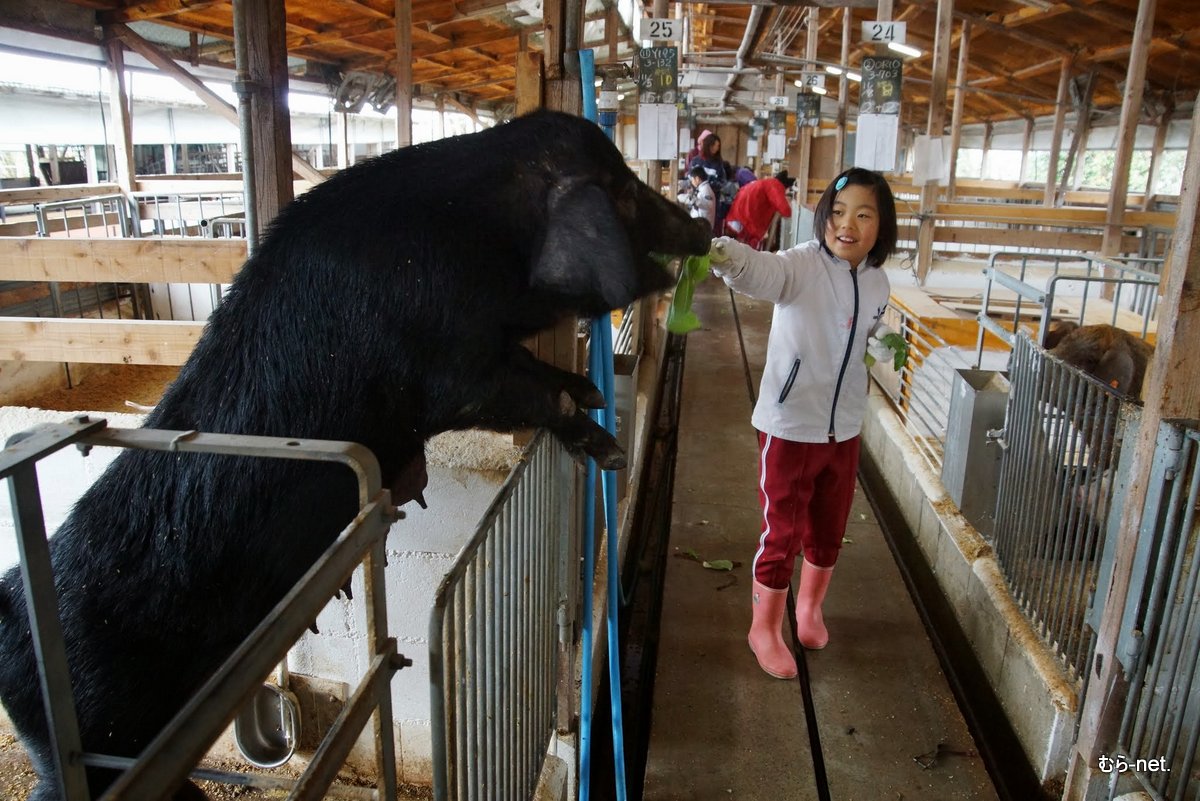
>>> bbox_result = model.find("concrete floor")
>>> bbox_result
[642,278,1001,801]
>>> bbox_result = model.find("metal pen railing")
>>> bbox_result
[872,301,975,473]
[974,251,1161,367]
[991,332,1132,688]
[1102,422,1200,800]
[429,430,577,801]
[2,416,408,800]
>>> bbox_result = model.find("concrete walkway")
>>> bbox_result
[643,278,1000,801]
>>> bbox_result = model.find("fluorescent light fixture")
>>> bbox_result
[847,71,862,82]
[812,86,828,95]
[888,42,922,58]
[793,79,803,88]
[824,65,843,76]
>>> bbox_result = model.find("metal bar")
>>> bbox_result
[290,646,404,801]
[82,754,378,799]
[100,499,394,799]
[365,534,399,801]
[7,464,92,800]
[79,427,381,508]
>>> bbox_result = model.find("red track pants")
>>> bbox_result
[752,431,861,589]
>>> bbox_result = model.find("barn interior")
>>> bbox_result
[0,0,1198,800]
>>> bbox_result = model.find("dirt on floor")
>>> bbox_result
[0,730,433,800]
[15,364,179,413]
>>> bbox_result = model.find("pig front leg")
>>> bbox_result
[451,344,626,470]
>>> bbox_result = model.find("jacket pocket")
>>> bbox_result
[777,358,802,403]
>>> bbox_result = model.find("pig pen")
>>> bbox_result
[0,364,523,795]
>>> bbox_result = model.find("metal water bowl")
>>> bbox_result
[233,682,301,768]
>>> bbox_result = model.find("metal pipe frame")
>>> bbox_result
[0,417,408,801]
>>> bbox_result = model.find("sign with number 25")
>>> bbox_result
[638,17,682,41]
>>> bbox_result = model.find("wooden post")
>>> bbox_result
[1018,117,1034,185]
[1044,56,1072,207]
[1060,71,1095,196]
[104,37,137,194]
[1101,0,1157,257]
[979,121,992,178]
[1062,84,1200,801]
[1142,98,1173,211]
[797,8,819,194]
[516,52,544,115]
[914,0,954,284]
[835,8,851,173]
[946,21,970,200]
[395,0,413,149]
[230,0,294,229]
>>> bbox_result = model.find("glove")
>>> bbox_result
[865,331,908,370]
[708,237,734,264]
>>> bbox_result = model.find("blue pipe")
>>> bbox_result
[577,47,628,801]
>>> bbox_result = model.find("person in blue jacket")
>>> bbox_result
[708,167,902,679]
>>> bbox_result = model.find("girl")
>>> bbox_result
[678,164,718,234]
[708,168,901,679]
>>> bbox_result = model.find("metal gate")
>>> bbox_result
[992,331,1135,686]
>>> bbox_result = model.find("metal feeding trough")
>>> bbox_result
[234,659,301,768]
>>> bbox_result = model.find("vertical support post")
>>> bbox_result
[1018,117,1034,185]
[915,0,954,284]
[797,8,819,195]
[946,21,970,200]
[1044,56,1072,206]
[8,466,91,800]
[395,0,413,149]
[104,37,137,195]
[231,0,294,248]
[835,8,851,174]
[1142,98,1172,211]
[1101,0,1157,258]
[1064,88,1200,801]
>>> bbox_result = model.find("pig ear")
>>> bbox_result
[531,183,639,310]
[1096,347,1136,395]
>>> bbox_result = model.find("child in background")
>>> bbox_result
[678,165,718,234]
[707,167,901,679]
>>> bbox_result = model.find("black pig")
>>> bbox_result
[0,109,710,800]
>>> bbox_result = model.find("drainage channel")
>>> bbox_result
[589,331,689,801]
[857,448,1044,801]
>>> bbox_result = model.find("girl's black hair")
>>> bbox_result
[689,165,709,181]
[812,167,898,268]
[700,134,722,159]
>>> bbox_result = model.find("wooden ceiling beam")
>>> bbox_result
[98,1,225,24]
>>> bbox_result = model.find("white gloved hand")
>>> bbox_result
[865,336,891,368]
[709,237,734,263]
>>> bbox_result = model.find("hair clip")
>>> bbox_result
[835,176,848,191]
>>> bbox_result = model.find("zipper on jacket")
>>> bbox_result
[777,358,802,403]
[828,268,860,438]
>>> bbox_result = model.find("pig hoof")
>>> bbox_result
[577,384,606,409]
[601,451,627,471]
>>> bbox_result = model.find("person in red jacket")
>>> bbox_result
[724,171,795,250]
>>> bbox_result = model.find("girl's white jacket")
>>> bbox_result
[712,238,890,443]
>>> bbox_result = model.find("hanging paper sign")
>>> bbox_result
[636,46,679,104]
[796,93,821,127]
[860,56,902,115]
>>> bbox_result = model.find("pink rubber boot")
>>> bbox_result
[748,580,798,679]
[795,560,835,650]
